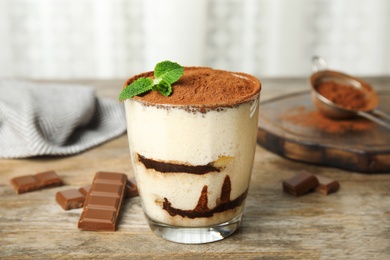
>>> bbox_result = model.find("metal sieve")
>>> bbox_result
[310,56,390,130]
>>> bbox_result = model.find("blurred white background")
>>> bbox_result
[0,0,389,79]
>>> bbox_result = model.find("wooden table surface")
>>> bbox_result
[1,78,389,259]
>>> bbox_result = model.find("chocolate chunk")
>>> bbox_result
[10,170,63,194]
[11,175,40,194]
[315,175,340,195]
[78,186,90,197]
[283,171,319,196]
[35,170,63,187]
[125,178,139,198]
[78,172,127,231]
[56,189,86,210]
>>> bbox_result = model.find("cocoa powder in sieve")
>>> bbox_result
[317,81,367,110]
[124,67,261,107]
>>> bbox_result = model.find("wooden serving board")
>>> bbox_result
[257,90,390,173]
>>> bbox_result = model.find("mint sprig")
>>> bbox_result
[119,78,154,99]
[119,61,184,101]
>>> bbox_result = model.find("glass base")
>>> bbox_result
[145,213,242,244]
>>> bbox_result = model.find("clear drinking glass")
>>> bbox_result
[123,68,261,244]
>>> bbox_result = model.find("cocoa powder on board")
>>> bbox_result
[281,106,375,134]
[124,67,261,107]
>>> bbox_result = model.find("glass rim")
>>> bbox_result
[126,91,260,111]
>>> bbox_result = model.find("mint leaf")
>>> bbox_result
[118,60,183,101]
[154,61,184,84]
[156,80,172,96]
[119,77,153,101]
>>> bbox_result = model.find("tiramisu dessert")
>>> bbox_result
[121,63,261,242]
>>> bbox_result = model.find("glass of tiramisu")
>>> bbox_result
[121,64,261,244]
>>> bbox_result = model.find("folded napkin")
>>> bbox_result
[0,80,126,158]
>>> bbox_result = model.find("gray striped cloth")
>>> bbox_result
[0,80,126,158]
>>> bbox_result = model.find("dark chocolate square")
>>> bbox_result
[315,175,340,195]
[283,171,319,196]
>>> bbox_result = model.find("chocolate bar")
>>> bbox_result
[78,172,127,231]
[56,189,86,210]
[283,171,319,196]
[315,175,340,195]
[11,170,63,194]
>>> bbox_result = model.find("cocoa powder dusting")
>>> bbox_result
[281,106,375,134]
[124,67,261,107]
[317,81,368,110]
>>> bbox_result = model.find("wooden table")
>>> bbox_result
[1,78,389,259]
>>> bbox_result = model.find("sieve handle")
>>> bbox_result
[371,109,390,121]
[357,110,390,130]
[312,56,328,72]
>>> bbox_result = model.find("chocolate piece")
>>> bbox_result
[10,170,63,194]
[125,178,139,198]
[79,186,90,197]
[78,172,127,231]
[56,189,86,210]
[11,175,40,194]
[35,170,63,187]
[315,175,340,195]
[283,171,319,196]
